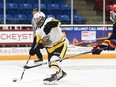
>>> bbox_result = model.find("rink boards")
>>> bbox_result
[0,46,115,60]
[0,54,116,60]
[0,25,116,60]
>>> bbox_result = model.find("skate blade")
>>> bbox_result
[34,61,43,64]
[43,80,58,85]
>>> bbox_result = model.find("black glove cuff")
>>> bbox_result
[29,49,36,55]
[92,48,102,55]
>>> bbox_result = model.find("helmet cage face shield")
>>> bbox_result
[110,11,116,22]
[111,15,116,22]
[33,12,45,28]
[34,17,45,28]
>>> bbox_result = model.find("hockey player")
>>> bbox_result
[31,8,44,63]
[29,12,67,84]
[92,10,116,55]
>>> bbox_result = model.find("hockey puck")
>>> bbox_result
[13,78,21,82]
[13,79,17,82]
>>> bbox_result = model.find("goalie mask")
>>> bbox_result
[33,12,45,28]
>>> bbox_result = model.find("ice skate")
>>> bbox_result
[34,59,43,64]
[43,74,58,85]
[57,71,67,81]
[43,71,67,85]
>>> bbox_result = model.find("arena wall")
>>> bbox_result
[0,24,115,60]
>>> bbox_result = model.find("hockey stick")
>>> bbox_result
[18,39,42,80]
[24,46,108,69]
[20,55,31,80]
[13,39,42,82]
[13,55,31,82]
[24,51,92,69]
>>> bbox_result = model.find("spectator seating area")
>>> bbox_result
[0,0,116,24]
[94,0,116,21]
[0,0,86,24]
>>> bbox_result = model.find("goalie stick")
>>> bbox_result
[24,51,92,69]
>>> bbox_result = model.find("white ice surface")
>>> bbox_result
[0,59,116,87]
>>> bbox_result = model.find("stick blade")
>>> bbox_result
[12,78,21,82]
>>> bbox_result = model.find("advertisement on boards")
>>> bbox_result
[61,25,113,46]
[0,25,115,56]
[0,30,33,44]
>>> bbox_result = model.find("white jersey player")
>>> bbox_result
[36,17,64,47]
[29,12,67,85]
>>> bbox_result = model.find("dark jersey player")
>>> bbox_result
[92,10,116,55]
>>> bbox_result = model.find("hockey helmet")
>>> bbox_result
[33,12,46,27]
[110,10,116,22]
[110,4,116,22]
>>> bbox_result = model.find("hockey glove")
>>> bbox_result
[91,43,107,55]
[45,39,52,47]
[92,47,102,55]
[29,43,44,56]
[92,39,116,55]
[41,35,52,47]
[35,43,44,49]
[29,48,36,55]
[102,39,116,51]
[42,35,50,42]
